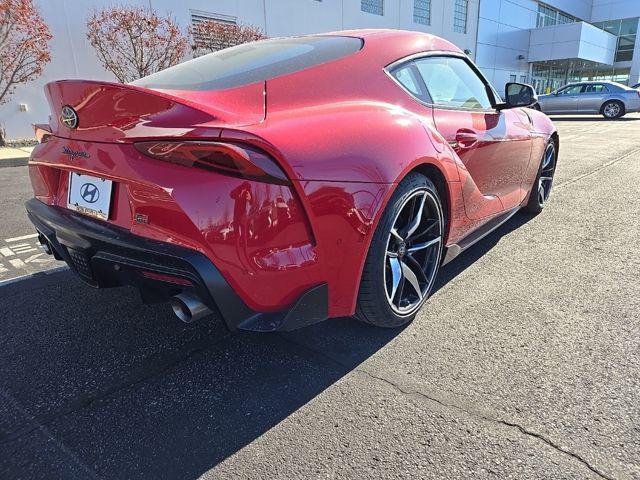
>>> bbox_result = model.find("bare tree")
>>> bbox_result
[0,0,52,144]
[190,20,265,56]
[86,5,188,83]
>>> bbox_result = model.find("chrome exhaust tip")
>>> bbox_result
[171,292,212,323]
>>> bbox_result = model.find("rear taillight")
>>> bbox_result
[134,141,290,186]
[33,124,52,143]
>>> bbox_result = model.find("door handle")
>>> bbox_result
[455,130,478,149]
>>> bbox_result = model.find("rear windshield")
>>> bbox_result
[132,36,363,91]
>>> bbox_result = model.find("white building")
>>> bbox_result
[477,0,640,94]
[1,0,639,139]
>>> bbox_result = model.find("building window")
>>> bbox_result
[191,10,236,29]
[453,0,468,33]
[190,10,238,54]
[616,36,636,62]
[558,13,573,24]
[414,0,430,25]
[531,61,632,93]
[593,17,638,63]
[520,75,527,83]
[536,3,577,28]
[361,0,383,16]
[537,4,556,27]
[510,74,517,83]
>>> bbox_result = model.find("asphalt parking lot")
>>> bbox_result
[1,114,639,479]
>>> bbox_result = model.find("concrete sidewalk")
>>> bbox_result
[0,146,34,168]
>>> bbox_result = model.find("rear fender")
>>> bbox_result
[243,102,461,183]
[599,95,627,113]
[230,104,463,317]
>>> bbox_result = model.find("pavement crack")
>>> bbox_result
[278,334,615,480]
[496,419,615,480]
[356,368,614,480]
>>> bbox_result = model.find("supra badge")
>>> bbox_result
[60,105,79,129]
[62,146,89,160]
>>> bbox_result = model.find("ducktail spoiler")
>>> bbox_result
[44,79,266,142]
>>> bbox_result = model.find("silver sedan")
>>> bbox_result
[536,81,640,119]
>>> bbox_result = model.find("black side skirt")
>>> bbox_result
[442,207,520,265]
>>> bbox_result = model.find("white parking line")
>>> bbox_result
[10,244,37,254]
[5,233,38,242]
[0,266,69,287]
[0,233,60,281]
[9,259,26,269]
[24,252,47,263]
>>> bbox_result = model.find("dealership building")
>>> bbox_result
[2,0,639,139]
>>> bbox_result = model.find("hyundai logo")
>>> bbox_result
[80,183,100,204]
[60,105,79,129]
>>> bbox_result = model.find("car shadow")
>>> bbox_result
[0,211,534,479]
[433,211,535,295]
[0,271,404,479]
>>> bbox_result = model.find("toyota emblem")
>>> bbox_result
[60,105,79,129]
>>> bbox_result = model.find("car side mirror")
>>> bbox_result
[501,82,538,109]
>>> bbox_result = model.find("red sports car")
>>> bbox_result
[26,30,558,330]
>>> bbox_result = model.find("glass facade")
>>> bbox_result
[531,60,631,93]
[414,0,430,25]
[536,3,577,28]
[361,0,384,16]
[453,0,468,33]
[592,18,638,63]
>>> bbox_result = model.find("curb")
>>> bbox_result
[0,157,29,168]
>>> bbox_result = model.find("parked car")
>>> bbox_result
[536,81,640,119]
[26,30,557,330]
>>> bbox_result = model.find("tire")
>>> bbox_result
[532,103,542,111]
[601,100,625,119]
[523,141,557,214]
[356,173,444,328]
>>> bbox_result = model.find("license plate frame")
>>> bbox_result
[67,172,113,220]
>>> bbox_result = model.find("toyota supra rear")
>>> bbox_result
[26,30,558,330]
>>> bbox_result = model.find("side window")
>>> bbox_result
[391,63,430,102]
[412,56,493,109]
[558,85,583,95]
[584,84,607,93]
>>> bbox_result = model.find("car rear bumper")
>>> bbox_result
[25,198,328,332]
